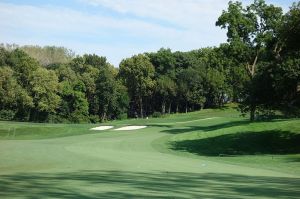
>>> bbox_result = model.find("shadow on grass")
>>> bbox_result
[171,130,300,156]
[161,120,250,134]
[285,157,300,162]
[147,124,174,128]
[0,170,299,198]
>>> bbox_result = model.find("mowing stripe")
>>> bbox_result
[150,117,220,125]
[175,117,219,124]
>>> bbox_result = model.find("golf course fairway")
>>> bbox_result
[0,108,299,198]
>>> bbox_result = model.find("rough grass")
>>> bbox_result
[0,122,95,139]
[0,107,299,198]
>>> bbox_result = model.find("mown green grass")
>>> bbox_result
[165,117,300,175]
[0,106,238,140]
[170,118,300,156]
[0,121,96,139]
[0,107,299,198]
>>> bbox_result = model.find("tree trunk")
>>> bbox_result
[247,52,259,122]
[101,111,107,122]
[161,100,166,115]
[30,108,38,121]
[101,106,107,122]
[176,103,179,113]
[246,52,258,77]
[168,102,171,114]
[218,94,223,108]
[100,105,108,122]
[250,104,256,122]
[139,97,143,118]
[185,102,188,113]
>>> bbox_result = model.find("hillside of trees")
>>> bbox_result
[0,0,299,123]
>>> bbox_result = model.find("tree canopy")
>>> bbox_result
[0,0,299,122]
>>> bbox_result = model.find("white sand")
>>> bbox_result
[114,126,147,131]
[90,126,114,131]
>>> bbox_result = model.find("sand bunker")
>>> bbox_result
[114,126,147,131]
[90,126,114,131]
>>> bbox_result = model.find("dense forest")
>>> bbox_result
[0,0,299,123]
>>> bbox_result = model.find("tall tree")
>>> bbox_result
[269,2,300,115]
[7,49,39,89]
[205,68,228,107]
[96,66,118,121]
[0,66,33,120]
[156,75,176,114]
[148,48,176,78]
[119,54,155,118]
[177,67,205,113]
[216,0,283,121]
[29,68,61,121]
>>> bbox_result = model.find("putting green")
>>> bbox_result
[0,109,299,198]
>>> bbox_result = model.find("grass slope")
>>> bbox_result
[0,107,299,198]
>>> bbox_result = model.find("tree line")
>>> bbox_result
[0,0,299,122]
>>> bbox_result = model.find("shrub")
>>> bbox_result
[70,112,90,123]
[152,111,162,118]
[47,114,70,123]
[0,110,15,120]
[89,115,100,123]
[117,113,128,120]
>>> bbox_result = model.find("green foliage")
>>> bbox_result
[0,47,8,66]
[114,82,129,119]
[0,66,33,118]
[205,68,228,107]
[152,111,162,118]
[119,54,155,117]
[7,49,39,88]
[117,113,128,120]
[83,54,108,69]
[280,2,300,52]
[96,66,119,121]
[156,75,176,114]
[89,115,100,123]
[0,110,15,120]
[148,48,176,78]
[30,68,61,113]
[0,0,299,122]
[216,0,285,120]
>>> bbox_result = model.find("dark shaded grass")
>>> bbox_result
[0,170,299,199]
[171,130,300,156]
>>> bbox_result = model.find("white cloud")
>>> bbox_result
[82,0,228,26]
[94,0,230,51]
[0,1,231,66]
[80,0,229,46]
[0,3,183,37]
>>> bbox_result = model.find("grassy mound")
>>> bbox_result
[171,120,300,156]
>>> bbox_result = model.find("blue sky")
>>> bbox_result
[0,0,296,66]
